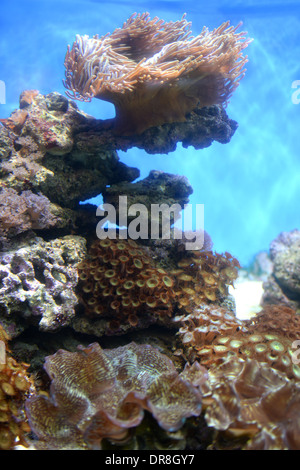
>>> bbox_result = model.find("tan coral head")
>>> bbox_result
[63,12,251,135]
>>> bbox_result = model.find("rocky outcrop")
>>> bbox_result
[262,229,300,312]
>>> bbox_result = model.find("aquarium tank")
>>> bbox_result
[1,0,300,452]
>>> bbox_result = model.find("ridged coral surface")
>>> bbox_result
[0,235,87,332]
[201,357,300,450]
[25,342,203,449]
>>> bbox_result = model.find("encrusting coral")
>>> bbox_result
[25,342,205,450]
[64,12,251,134]
[0,187,57,240]
[174,305,247,361]
[171,250,240,309]
[0,91,38,133]
[0,235,87,333]
[0,324,33,450]
[175,303,300,381]
[77,238,177,332]
[76,237,241,335]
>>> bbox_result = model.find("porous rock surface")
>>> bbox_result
[262,229,300,312]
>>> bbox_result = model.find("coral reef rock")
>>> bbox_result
[0,92,140,211]
[0,235,87,333]
[0,13,257,451]
[262,229,300,312]
[102,170,193,232]
[0,188,57,240]
[72,102,239,154]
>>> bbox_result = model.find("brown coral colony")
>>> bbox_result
[0,326,33,450]
[172,250,240,309]
[63,13,251,134]
[77,238,176,330]
[77,237,240,333]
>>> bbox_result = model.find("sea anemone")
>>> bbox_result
[63,12,251,134]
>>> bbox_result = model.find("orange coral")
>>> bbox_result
[19,89,39,108]
[196,330,300,379]
[77,238,176,331]
[176,303,300,380]
[174,305,246,362]
[172,250,240,309]
[0,325,33,450]
[77,239,240,332]
[63,12,251,134]
[0,109,28,133]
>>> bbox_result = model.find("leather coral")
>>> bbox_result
[201,357,300,450]
[63,13,251,134]
[25,342,204,449]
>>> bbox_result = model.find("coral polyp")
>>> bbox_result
[172,250,240,310]
[76,236,241,334]
[77,238,177,331]
[0,325,33,450]
[175,303,300,381]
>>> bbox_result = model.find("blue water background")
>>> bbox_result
[1,0,300,266]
